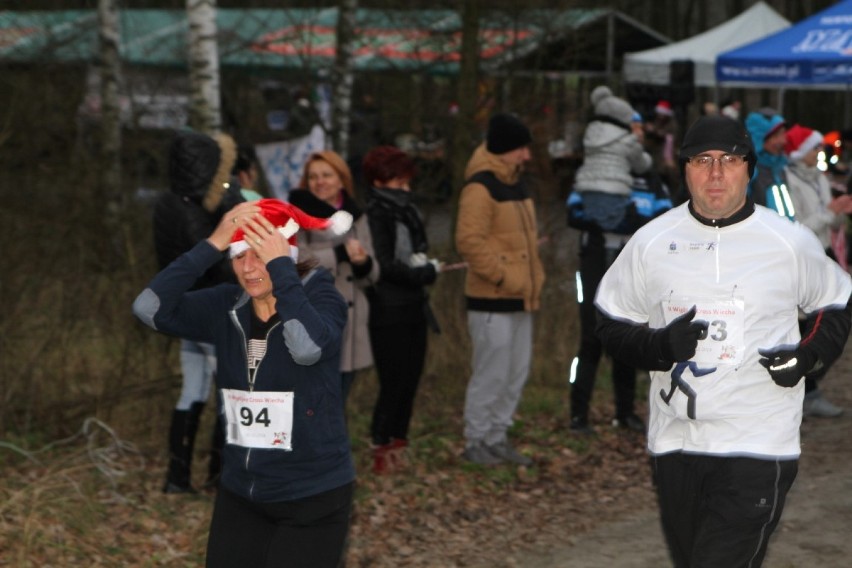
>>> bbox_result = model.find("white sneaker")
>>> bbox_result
[803,392,844,418]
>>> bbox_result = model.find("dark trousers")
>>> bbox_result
[341,370,356,404]
[651,453,798,568]
[369,319,427,445]
[571,236,637,420]
[206,483,353,568]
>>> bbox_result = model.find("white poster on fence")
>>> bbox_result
[256,125,326,201]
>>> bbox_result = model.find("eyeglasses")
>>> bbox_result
[686,154,747,170]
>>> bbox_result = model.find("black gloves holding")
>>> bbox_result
[758,345,819,388]
[653,305,824,387]
[657,306,709,363]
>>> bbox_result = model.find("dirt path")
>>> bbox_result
[522,351,852,568]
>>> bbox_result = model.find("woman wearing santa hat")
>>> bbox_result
[133,199,354,567]
[786,124,852,257]
[785,124,852,419]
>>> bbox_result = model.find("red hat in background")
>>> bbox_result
[824,130,842,157]
[785,125,824,162]
[229,198,352,261]
[655,100,674,117]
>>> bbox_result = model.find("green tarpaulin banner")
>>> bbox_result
[0,8,663,74]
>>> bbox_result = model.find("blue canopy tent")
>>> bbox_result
[716,0,852,114]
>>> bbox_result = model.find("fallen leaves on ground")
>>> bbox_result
[344,428,655,567]
[0,420,656,567]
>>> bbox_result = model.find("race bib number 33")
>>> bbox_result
[661,298,745,365]
[222,388,294,450]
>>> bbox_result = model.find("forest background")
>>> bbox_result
[0,1,847,566]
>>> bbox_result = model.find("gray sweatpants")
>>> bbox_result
[463,311,533,446]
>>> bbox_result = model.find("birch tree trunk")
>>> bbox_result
[186,0,221,135]
[331,0,357,158]
[98,0,122,209]
[450,0,480,209]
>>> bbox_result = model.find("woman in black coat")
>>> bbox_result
[363,146,440,474]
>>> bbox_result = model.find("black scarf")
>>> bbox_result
[288,188,363,221]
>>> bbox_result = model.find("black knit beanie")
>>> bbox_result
[680,115,756,178]
[486,113,532,154]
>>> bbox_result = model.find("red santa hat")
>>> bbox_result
[229,198,353,261]
[785,124,824,162]
[655,100,674,117]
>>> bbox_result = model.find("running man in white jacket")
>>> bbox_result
[594,115,852,568]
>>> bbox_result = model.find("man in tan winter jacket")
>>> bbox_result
[456,112,545,466]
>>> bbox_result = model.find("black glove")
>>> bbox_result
[658,306,709,363]
[334,243,349,264]
[758,345,818,388]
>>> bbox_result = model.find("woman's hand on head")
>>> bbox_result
[208,202,261,251]
[242,216,291,264]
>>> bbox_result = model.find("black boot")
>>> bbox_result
[569,414,596,435]
[205,412,225,490]
[163,402,204,494]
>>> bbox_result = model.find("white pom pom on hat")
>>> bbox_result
[590,85,614,106]
[229,198,353,261]
[590,85,636,127]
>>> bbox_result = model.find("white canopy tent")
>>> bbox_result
[623,1,789,87]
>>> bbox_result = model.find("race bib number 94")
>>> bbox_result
[661,298,745,365]
[222,389,294,450]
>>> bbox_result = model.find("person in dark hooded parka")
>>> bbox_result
[152,129,244,493]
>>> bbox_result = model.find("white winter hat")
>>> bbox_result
[590,86,635,127]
